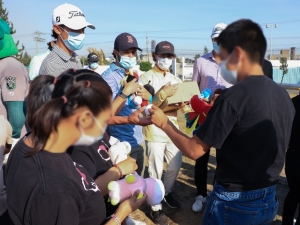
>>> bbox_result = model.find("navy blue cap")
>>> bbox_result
[155,41,176,57]
[114,32,142,51]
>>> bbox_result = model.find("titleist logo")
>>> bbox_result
[68,11,85,19]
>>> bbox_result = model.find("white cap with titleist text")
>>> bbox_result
[52,3,95,30]
[211,23,227,38]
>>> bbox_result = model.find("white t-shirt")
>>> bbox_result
[28,50,50,80]
[84,65,102,75]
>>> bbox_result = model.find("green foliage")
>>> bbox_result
[80,56,88,66]
[0,0,25,60]
[279,57,288,85]
[194,54,200,60]
[203,46,209,55]
[19,51,31,66]
[176,58,180,63]
[87,48,110,65]
[140,61,152,72]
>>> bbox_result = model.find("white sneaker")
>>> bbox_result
[126,217,146,225]
[192,195,206,212]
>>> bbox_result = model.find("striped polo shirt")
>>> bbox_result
[39,44,82,77]
[192,51,232,94]
[102,63,144,147]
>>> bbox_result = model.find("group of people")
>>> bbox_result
[0,2,299,225]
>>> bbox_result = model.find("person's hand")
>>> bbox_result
[118,190,147,216]
[136,85,151,100]
[169,102,188,110]
[163,82,178,97]
[0,115,13,155]
[123,78,140,95]
[117,157,138,176]
[127,107,152,126]
[210,94,220,105]
[148,105,169,129]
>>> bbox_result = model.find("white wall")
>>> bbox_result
[270,60,300,68]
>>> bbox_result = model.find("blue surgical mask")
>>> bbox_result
[220,52,239,85]
[90,62,98,69]
[118,52,136,70]
[212,42,219,54]
[74,115,107,146]
[60,28,85,51]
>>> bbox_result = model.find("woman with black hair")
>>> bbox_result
[5,69,147,225]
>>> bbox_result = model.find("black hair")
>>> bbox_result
[27,69,112,155]
[152,52,157,62]
[217,19,267,65]
[51,25,65,40]
[112,48,118,60]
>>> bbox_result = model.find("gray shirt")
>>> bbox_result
[39,44,82,77]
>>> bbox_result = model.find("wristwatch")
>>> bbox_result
[119,91,129,99]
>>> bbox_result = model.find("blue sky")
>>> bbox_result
[5,0,300,59]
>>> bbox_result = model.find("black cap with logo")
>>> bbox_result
[155,41,176,57]
[87,52,99,63]
[114,32,142,51]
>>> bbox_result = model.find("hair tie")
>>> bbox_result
[86,80,91,88]
[53,77,57,85]
[61,96,68,104]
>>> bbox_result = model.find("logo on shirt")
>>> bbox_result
[56,16,60,22]
[98,145,111,161]
[162,44,172,50]
[5,76,16,91]
[68,11,85,19]
[74,162,99,192]
[127,35,134,43]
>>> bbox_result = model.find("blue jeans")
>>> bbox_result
[202,183,278,225]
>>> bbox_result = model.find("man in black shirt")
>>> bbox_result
[149,19,295,224]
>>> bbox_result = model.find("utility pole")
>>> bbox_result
[33,31,46,54]
[266,24,278,60]
[146,31,149,62]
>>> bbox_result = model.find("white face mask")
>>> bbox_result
[74,115,107,146]
[157,57,173,70]
[220,52,239,85]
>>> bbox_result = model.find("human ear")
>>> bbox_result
[53,25,62,36]
[77,111,94,129]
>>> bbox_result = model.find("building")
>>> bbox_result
[268,47,300,60]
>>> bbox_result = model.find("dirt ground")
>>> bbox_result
[131,111,289,225]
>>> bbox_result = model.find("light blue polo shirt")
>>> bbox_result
[102,63,144,147]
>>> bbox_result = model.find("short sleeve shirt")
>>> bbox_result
[196,76,295,191]
[28,50,50,80]
[6,137,106,225]
[102,63,144,146]
[39,44,82,77]
[192,51,232,94]
[0,57,29,119]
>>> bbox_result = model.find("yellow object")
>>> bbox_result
[137,193,144,199]
[185,115,199,134]
[126,174,136,184]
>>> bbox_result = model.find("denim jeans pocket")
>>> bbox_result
[224,206,258,225]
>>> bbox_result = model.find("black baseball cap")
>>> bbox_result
[87,52,99,63]
[155,41,176,57]
[114,32,142,51]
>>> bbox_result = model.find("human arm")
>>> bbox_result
[108,107,152,126]
[5,101,26,138]
[0,115,13,157]
[149,105,210,159]
[105,190,147,225]
[112,79,140,116]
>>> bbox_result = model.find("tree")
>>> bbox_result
[203,46,209,55]
[0,0,25,60]
[176,58,180,63]
[19,51,31,66]
[140,61,152,72]
[87,48,110,65]
[279,57,288,85]
[80,56,88,66]
[194,54,200,60]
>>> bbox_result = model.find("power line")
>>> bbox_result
[33,31,46,54]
